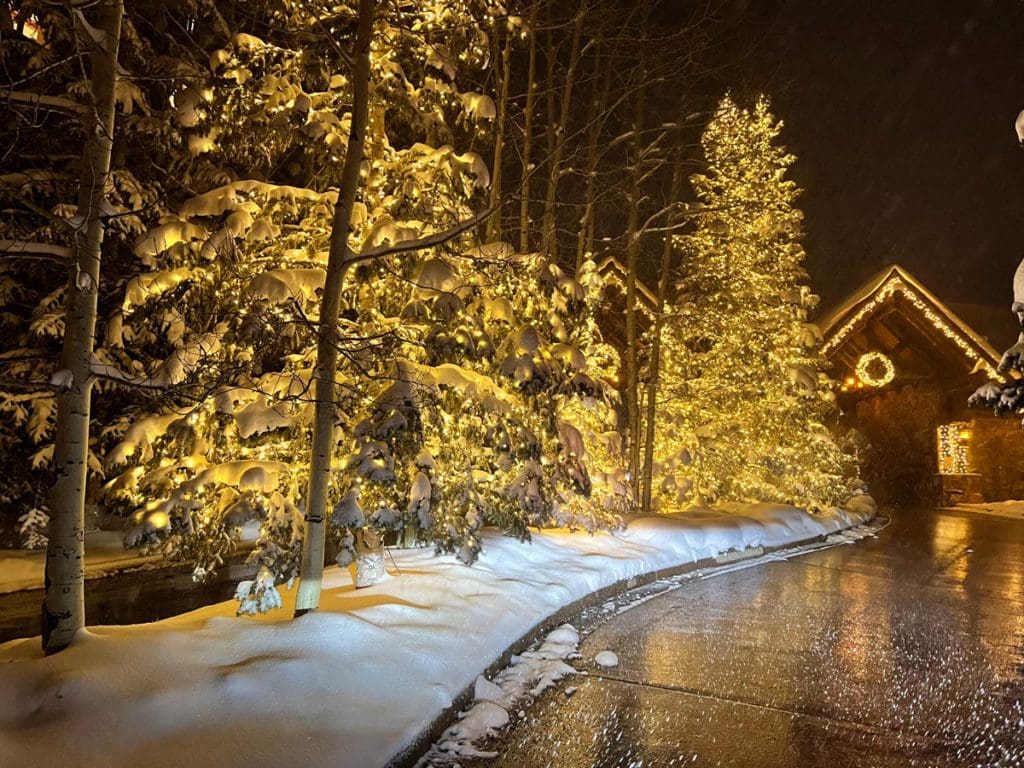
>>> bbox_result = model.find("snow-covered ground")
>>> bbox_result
[0,530,161,594]
[948,500,1024,521]
[0,500,874,768]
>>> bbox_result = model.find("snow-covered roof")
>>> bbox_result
[819,264,1003,378]
[595,255,659,309]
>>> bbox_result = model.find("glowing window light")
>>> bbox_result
[937,422,971,475]
[855,351,895,387]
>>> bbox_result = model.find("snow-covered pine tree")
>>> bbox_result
[334,247,627,567]
[100,0,622,600]
[655,95,851,510]
[0,1,173,548]
[103,0,498,588]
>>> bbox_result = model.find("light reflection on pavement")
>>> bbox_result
[470,508,1024,767]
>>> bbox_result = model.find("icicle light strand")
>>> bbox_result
[823,276,999,379]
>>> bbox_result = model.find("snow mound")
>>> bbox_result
[0,501,874,768]
[418,623,582,766]
[594,650,619,668]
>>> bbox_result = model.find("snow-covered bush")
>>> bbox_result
[103,0,627,598]
[235,566,283,615]
[969,257,1024,422]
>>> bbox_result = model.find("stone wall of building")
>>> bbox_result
[969,416,1024,502]
[850,385,944,507]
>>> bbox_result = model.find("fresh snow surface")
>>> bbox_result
[0,501,873,768]
[951,500,1024,521]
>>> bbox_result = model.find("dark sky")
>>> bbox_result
[722,0,1024,312]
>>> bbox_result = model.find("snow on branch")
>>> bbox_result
[1,89,88,116]
[348,204,500,266]
[0,239,73,259]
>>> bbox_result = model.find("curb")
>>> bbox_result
[387,511,878,768]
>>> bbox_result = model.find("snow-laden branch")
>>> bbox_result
[85,356,169,390]
[346,203,501,266]
[0,239,73,259]
[1,89,88,116]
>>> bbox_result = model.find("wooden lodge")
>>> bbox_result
[819,265,1024,507]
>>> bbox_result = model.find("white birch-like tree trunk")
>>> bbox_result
[42,0,124,655]
[485,19,512,243]
[294,0,376,616]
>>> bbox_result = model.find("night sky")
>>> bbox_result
[723,0,1024,313]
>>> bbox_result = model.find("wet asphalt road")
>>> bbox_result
[476,508,1024,767]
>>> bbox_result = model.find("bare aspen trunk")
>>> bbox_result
[541,0,584,260]
[542,0,557,256]
[575,59,611,270]
[42,0,123,655]
[624,244,640,498]
[641,149,683,512]
[486,19,512,243]
[624,56,647,500]
[294,0,375,616]
[519,2,538,252]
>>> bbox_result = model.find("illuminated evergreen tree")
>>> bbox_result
[102,0,627,606]
[655,95,851,509]
[103,0,496,578]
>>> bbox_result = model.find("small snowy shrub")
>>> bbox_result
[235,566,283,615]
[18,507,49,550]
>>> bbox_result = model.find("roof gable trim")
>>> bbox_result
[595,256,659,310]
[821,266,1001,379]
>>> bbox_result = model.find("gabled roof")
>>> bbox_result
[819,264,1003,379]
[947,302,1019,353]
[596,255,659,311]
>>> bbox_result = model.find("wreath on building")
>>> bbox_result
[856,351,895,387]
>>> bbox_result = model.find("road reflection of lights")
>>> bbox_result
[931,514,972,592]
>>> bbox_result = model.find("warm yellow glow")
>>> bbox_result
[14,13,46,44]
[654,96,854,510]
[937,422,970,475]
[823,274,999,379]
[855,351,894,388]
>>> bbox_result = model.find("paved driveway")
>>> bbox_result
[475,507,1024,767]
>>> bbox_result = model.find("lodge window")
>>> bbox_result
[937,422,971,475]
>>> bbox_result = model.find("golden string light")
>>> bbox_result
[855,351,894,388]
[822,274,999,379]
[651,96,853,511]
[937,422,970,475]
